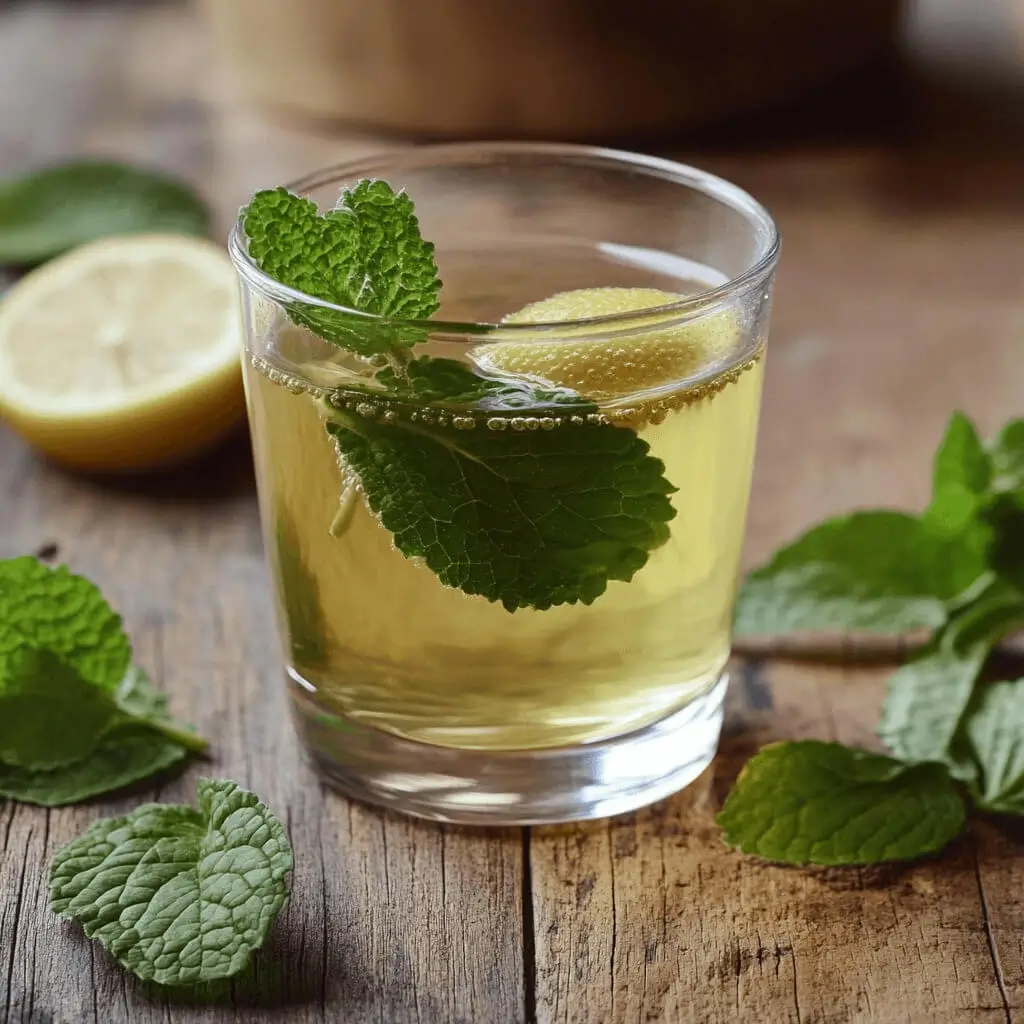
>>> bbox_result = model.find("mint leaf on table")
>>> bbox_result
[326,392,676,612]
[0,726,187,807]
[242,180,439,355]
[0,647,122,769]
[877,578,1024,766]
[50,779,293,986]
[733,511,982,637]
[717,741,967,866]
[955,679,1024,814]
[0,161,209,266]
[0,555,130,688]
[0,556,206,804]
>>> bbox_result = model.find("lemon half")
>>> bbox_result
[0,234,245,471]
[476,287,738,399]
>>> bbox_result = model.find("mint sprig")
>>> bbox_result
[242,182,439,355]
[242,182,679,611]
[722,412,1024,866]
[49,779,292,986]
[0,556,206,805]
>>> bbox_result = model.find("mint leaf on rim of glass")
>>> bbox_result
[0,161,209,266]
[49,778,293,986]
[717,741,967,866]
[241,181,440,355]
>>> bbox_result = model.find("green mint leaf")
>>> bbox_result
[0,647,119,769]
[0,161,209,266]
[923,413,992,539]
[989,418,1024,490]
[878,579,1024,765]
[241,181,439,355]
[0,556,130,689]
[49,778,292,986]
[113,667,208,755]
[0,725,187,807]
[933,412,992,496]
[717,741,966,865]
[326,389,676,612]
[957,679,1024,814]
[733,511,982,637]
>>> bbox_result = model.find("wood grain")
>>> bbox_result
[2,2,1024,1023]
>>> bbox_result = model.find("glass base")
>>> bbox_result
[289,672,728,825]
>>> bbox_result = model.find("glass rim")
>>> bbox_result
[227,141,781,335]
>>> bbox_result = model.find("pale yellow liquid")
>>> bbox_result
[245,347,763,750]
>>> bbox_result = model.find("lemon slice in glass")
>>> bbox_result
[0,234,244,471]
[475,287,737,399]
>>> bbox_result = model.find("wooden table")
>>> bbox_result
[2,3,1023,1022]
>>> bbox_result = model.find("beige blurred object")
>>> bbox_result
[198,0,902,139]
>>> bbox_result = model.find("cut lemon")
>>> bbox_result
[476,287,738,399]
[0,234,244,471]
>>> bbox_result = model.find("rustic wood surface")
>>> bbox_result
[2,2,1023,1023]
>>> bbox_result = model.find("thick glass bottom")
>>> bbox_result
[289,672,728,825]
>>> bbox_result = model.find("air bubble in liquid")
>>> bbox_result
[487,418,510,431]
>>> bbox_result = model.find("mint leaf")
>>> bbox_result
[878,579,1024,765]
[376,355,579,409]
[958,679,1024,814]
[718,741,966,865]
[0,725,187,807]
[0,161,209,266]
[49,779,292,985]
[923,412,992,538]
[241,181,439,355]
[0,556,130,689]
[989,419,1024,490]
[0,647,119,769]
[733,511,981,637]
[326,393,676,612]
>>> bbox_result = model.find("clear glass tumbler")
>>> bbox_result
[229,143,779,824]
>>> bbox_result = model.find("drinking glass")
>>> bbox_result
[229,142,779,824]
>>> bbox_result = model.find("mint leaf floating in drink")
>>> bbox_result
[717,741,967,866]
[0,556,206,805]
[242,181,439,355]
[325,385,676,612]
[49,779,293,986]
[0,160,209,266]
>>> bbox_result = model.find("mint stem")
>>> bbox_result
[146,719,209,755]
